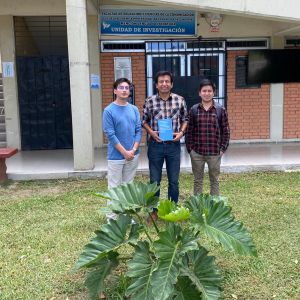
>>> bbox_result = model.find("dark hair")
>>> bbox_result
[154,71,173,84]
[198,78,216,92]
[113,78,131,89]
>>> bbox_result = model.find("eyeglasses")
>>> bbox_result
[117,85,130,90]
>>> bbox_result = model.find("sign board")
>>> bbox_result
[114,57,132,81]
[91,74,100,89]
[2,62,14,77]
[100,8,196,36]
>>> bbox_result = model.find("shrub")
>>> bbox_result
[74,181,257,299]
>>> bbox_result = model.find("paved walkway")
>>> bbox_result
[6,142,300,180]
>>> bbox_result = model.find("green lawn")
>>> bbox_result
[0,172,299,299]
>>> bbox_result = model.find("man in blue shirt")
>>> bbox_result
[103,78,142,190]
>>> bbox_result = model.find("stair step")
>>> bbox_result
[0,141,7,148]
[0,133,7,142]
[0,123,6,131]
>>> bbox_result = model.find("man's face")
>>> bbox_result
[114,82,130,100]
[156,75,173,94]
[199,85,214,103]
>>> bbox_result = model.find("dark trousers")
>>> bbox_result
[147,140,181,203]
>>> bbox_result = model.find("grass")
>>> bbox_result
[0,172,299,299]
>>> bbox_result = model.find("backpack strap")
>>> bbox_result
[214,102,223,131]
[191,103,199,118]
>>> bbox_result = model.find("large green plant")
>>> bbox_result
[74,181,257,300]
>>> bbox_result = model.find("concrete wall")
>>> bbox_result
[0,16,21,148]
[0,0,66,15]
[129,0,300,22]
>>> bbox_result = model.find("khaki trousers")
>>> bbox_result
[190,150,222,196]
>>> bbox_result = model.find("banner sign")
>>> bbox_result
[100,8,196,36]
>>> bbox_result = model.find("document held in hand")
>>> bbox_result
[158,118,173,141]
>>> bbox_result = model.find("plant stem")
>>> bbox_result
[134,212,153,243]
[147,211,159,234]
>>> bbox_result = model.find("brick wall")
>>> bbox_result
[100,52,147,143]
[101,50,300,142]
[227,51,270,140]
[283,83,300,138]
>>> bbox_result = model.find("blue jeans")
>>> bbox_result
[147,140,181,203]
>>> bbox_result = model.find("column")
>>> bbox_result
[269,36,284,141]
[0,16,21,149]
[88,15,103,147]
[66,0,94,169]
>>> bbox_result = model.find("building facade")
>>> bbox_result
[0,0,300,170]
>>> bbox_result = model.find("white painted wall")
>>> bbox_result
[270,84,284,141]
[115,0,300,22]
[0,0,66,15]
[88,15,103,147]
[0,16,21,149]
[269,36,285,141]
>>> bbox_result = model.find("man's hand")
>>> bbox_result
[173,131,184,142]
[151,131,162,142]
[123,150,135,161]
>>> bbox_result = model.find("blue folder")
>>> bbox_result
[158,119,173,141]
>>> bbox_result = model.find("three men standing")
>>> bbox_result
[142,71,188,217]
[103,75,230,214]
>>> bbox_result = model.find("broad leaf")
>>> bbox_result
[186,195,257,256]
[85,252,118,300]
[126,241,156,300]
[95,181,159,213]
[174,276,202,300]
[158,200,190,222]
[180,248,223,300]
[210,195,228,206]
[151,224,199,300]
[74,214,139,270]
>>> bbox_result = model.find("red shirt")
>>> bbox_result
[186,102,230,155]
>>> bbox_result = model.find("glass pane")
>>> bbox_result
[152,57,181,77]
[190,56,219,77]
